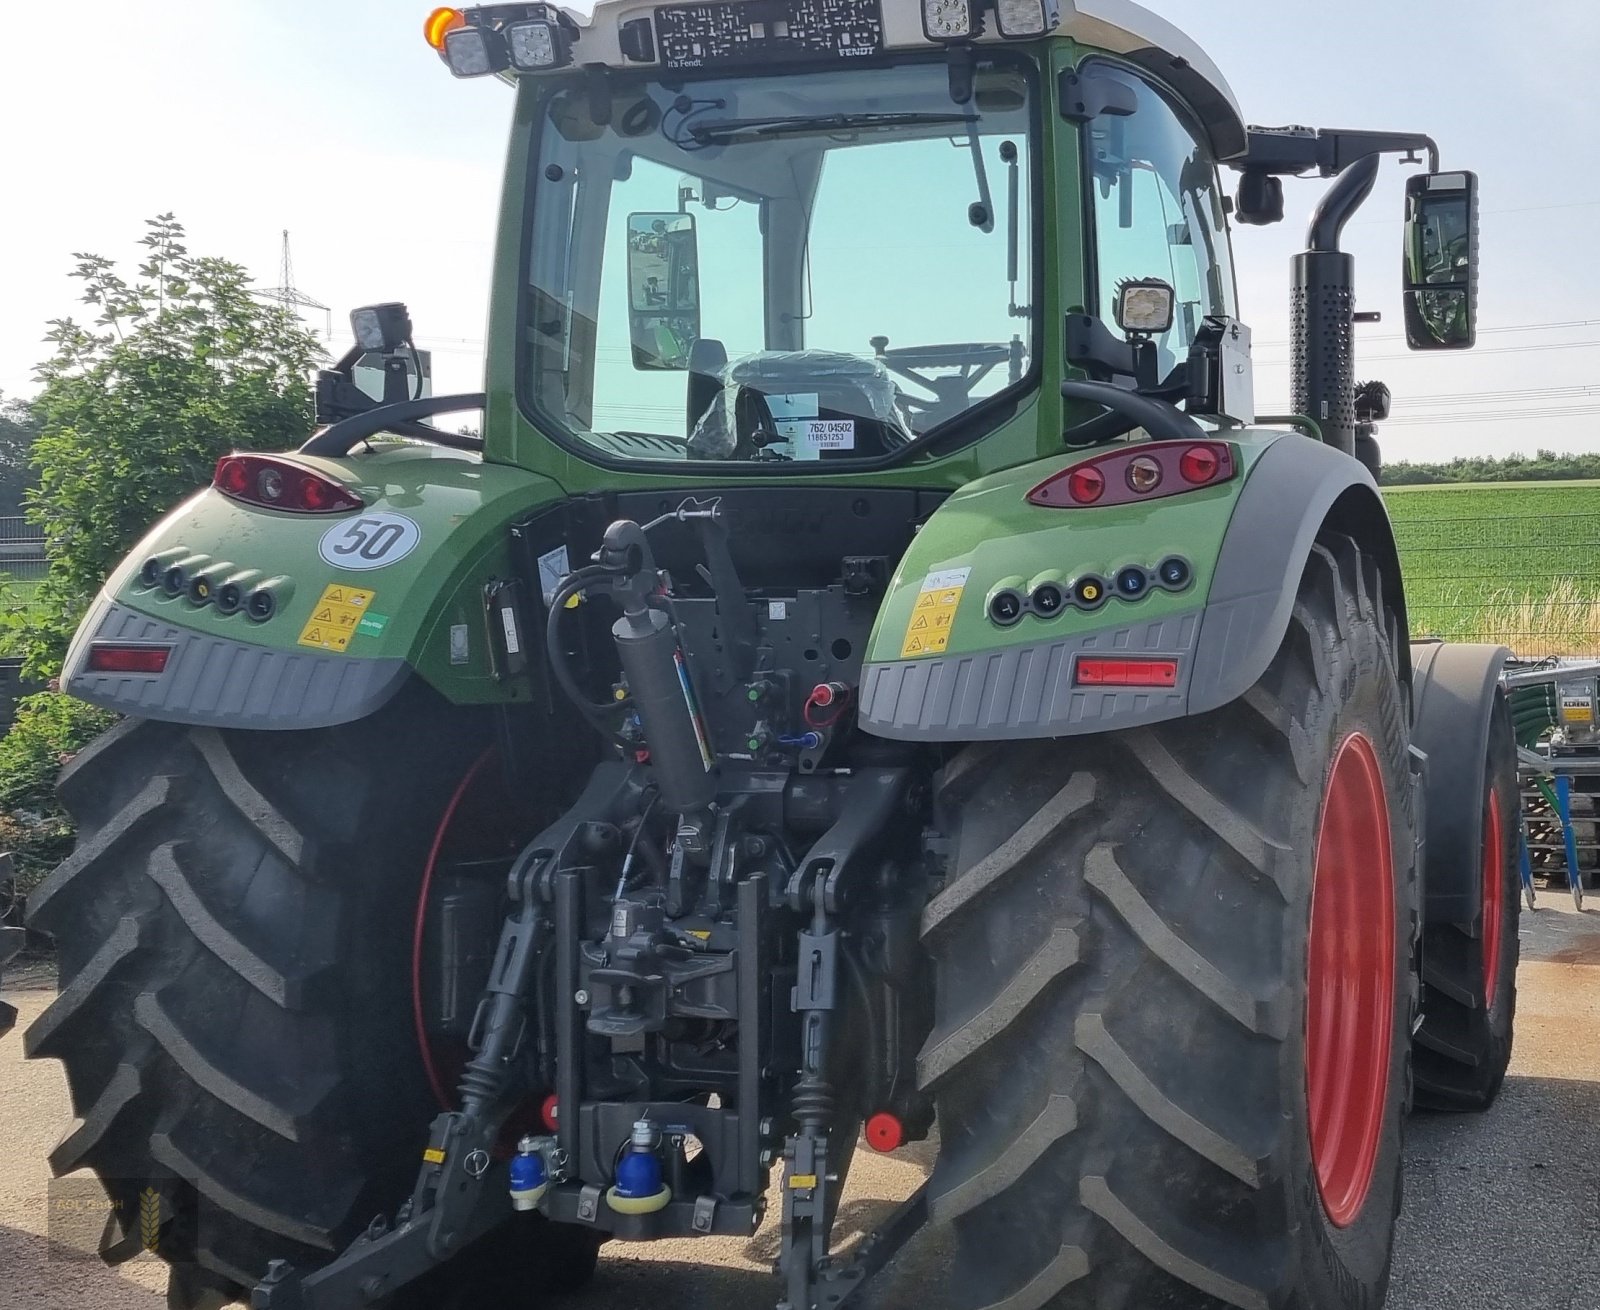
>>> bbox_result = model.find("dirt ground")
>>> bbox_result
[5,897,1600,1310]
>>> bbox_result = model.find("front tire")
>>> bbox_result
[921,536,1417,1308]
[25,682,598,1306]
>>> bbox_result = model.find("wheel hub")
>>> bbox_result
[1306,731,1396,1229]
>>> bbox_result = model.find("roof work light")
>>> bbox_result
[507,9,574,69]
[443,23,507,77]
[993,0,1060,38]
[921,0,976,41]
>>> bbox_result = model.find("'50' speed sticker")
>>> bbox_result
[319,512,421,571]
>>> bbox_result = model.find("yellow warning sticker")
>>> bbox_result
[298,584,376,652]
[900,568,970,659]
[788,1174,818,1190]
[422,1147,446,1165]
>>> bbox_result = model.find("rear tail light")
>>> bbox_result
[1029,441,1235,509]
[214,455,364,514]
[87,643,172,675]
[1074,657,1179,688]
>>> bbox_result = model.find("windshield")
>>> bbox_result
[522,58,1036,465]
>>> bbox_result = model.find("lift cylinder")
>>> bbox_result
[1290,249,1356,455]
[612,605,716,814]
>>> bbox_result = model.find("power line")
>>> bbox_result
[1255,317,1600,350]
[1383,405,1600,426]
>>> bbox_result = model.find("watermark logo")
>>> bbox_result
[140,1187,163,1255]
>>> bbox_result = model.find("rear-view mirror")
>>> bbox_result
[1403,171,1478,350]
[626,212,701,370]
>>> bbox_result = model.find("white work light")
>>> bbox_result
[507,19,566,69]
[443,25,503,77]
[1115,279,1177,335]
[922,0,975,41]
[994,0,1060,38]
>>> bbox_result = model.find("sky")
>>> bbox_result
[1,0,1595,462]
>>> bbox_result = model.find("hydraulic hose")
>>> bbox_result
[545,566,633,746]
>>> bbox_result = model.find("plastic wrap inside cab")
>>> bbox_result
[686,350,913,460]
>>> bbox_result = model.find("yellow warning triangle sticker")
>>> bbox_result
[305,627,324,644]
[315,607,333,622]
[326,587,346,604]
[911,614,929,630]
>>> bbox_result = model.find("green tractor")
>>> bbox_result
[25,2,1518,1307]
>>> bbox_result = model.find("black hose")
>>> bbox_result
[544,567,633,746]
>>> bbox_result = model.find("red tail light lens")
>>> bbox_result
[1074,657,1179,688]
[1178,444,1221,484]
[213,455,364,514]
[87,643,172,674]
[1029,441,1235,509]
[1066,466,1105,504]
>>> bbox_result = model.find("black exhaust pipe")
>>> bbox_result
[1290,153,1381,456]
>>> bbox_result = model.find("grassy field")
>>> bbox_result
[1384,482,1600,655]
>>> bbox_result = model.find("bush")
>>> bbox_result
[14,214,321,677]
[0,693,117,896]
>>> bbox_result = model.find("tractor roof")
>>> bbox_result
[457,0,1247,159]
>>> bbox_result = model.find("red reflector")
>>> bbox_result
[865,1112,905,1153]
[214,454,363,514]
[1074,657,1178,688]
[540,1094,560,1132]
[87,643,171,674]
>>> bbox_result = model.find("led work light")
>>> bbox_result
[507,12,573,69]
[443,24,506,77]
[922,0,976,41]
[1114,278,1177,335]
[993,0,1060,38]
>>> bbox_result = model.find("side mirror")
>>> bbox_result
[626,212,701,370]
[1402,171,1478,350]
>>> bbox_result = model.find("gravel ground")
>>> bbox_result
[4,898,1598,1309]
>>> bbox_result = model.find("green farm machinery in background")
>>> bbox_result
[22,3,1517,1308]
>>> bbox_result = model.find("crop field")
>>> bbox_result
[1384,482,1600,656]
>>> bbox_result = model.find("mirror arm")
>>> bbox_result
[300,394,487,457]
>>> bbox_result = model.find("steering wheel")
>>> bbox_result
[871,337,1016,427]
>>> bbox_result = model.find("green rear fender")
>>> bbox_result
[61,447,567,727]
[857,430,1401,740]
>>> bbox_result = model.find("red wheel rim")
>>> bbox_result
[1482,788,1505,1009]
[412,749,496,1111]
[1306,732,1396,1229]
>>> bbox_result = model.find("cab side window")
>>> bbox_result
[1084,64,1237,369]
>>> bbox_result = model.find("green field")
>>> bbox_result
[1383,482,1600,654]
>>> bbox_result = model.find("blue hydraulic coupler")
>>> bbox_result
[509,1135,550,1211]
[607,1119,672,1214]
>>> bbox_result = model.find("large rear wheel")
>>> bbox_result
[25,682,600,1307]
[921,536,1417,1308]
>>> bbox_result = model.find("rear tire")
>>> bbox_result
[1412,704,1520,1111]
[921,537,1417,1309]
[25,682,600,1305]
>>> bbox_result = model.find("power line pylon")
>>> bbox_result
[257,229,332,339]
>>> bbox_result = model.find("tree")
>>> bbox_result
[0,392,42,517]
[9,215,322,675]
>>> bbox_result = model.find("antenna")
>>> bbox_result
[256,230,333,339]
